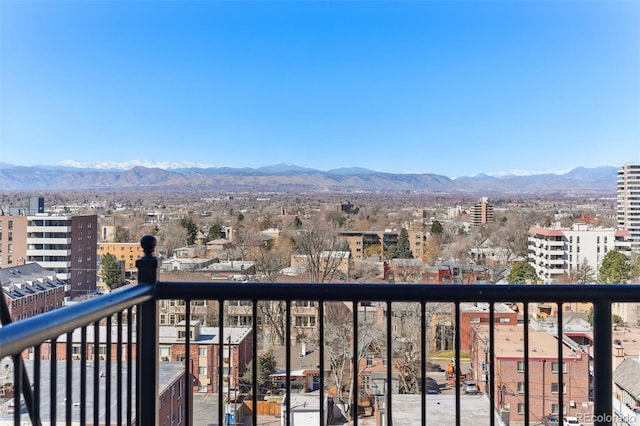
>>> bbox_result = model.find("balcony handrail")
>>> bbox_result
[0,283,154,358]
[153,280,640,304]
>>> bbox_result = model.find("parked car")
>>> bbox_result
[563,417,581,426]
[463,381,479,395]
[543,415,559,426]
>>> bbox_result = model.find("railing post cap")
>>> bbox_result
[140,235,157,256]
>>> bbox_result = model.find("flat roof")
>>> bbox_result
[0,360,184,424]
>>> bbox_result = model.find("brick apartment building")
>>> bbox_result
[1,263,67,321]
[470,326,591,424]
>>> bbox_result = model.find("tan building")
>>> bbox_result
[340,230,399,260]
[97,242,145,275]
[0,215,28,269]
[470,197,494,226]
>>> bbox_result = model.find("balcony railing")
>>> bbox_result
[1,236,640,425]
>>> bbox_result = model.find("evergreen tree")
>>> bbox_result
[387,228,413,259]
[179,217,199,246]
[101,253,123,290]
[243,350,277,392]
[598,250,632,284]
[507,261,538,284]
[207,223,222,241]
[430,220,444,236]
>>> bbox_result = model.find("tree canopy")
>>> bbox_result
[430,220,444,235]
[101,253,123,290]
[598,250,632,284]
[179,217,199,246]
[507,261,538,284]
[243,350,277,392]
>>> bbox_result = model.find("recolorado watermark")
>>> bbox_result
[578,413,638,424]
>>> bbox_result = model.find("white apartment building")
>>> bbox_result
[528,223,632,283]
[617,163,640,253]
[27,214,98,297]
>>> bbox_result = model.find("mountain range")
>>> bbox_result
[0,162,618,194]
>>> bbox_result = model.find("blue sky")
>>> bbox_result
[1,1,639,178]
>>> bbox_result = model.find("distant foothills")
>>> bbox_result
[0,162,619,194]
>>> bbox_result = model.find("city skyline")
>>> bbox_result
[1,1,639,178]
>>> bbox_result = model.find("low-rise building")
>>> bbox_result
[1,263,67,321]
[470,325,591,424]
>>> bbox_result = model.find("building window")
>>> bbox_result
[517,381,525,393]
[551,361,567,374]
[517,403,525,414]
[199,347,207,357]
[470,317,480,323]
[551,383,566,394]
[517,361,525,372]
[366,355,374,367]
[198,367,207,375]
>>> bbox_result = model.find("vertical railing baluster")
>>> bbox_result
[66,331,72,425]
[106,314,112,425]
[455,302,461,426]
[285,299,291,426]
[13,355,21,424]
[252,300,258,426]
[80,326,87,425]
[51,337,57,424]
[319,300,325,426]
[185,300,192,426]
[136,235,160,426]
[127,307,134,426]
[34,345,41,423]
[352,300,359,426]
[489,302,495,426]
[117,311,123,426]
[386,300,392,426]
[593,298,612,426]
[523,303,530,426]
[421,300,426,426]
[93,321,100,425]
[557,303,563,424]
[218,300,224,426]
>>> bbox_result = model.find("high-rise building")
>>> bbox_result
[470,197,494,226]
[26,214,98,298]
[617,163,640,253]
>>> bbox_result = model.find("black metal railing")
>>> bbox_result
[1,236,639,425]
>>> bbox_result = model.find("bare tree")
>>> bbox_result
[249,238,292,283]
[293,219,348,283]
[324,302,384,419]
